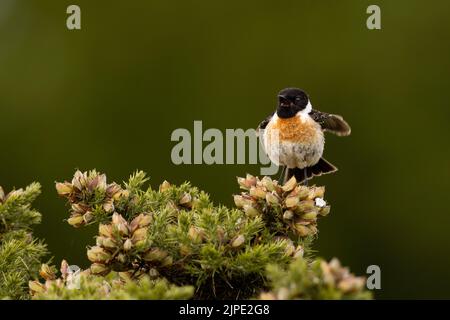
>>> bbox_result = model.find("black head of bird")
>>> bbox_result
[277,88,310,118]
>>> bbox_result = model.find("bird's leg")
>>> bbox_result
[278,166,286,183]
[303,168,308,186]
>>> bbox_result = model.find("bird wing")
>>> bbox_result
[309,109,351,136]
[256,113,274,132]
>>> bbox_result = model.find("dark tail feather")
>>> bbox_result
[284,158,338,184]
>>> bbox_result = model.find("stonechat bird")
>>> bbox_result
[258,88,351,183]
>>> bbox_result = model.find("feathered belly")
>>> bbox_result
[263,115,324,168]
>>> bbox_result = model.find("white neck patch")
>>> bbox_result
[298,101,312,121]
[302,101,312,114]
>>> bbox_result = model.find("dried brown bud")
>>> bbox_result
[39,264,56,280]
[83,211,94,224]
[179,193,192,206]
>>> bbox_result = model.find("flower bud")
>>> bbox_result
[103,199,115,213]
[308,225,318,235]
[60,260,69,279]
[39,264,56,280]
[250,186,266,199]
[261,176,276,192]
[55,182,73,196]
[132,227,147,243]
[116,222,129,236]
[243,205,260,218]
[87,246,111,262]
[99,224,113,238]
[231,235,245,248]
[179,193,192,206]
[296,200,315,212]
[302,211,317,220]
[282,176,297,192]
[237,177,254,190]
[90,263,110,276]
[106,183,122,198]
[143,248,168,262]
[293,223,311,237]
[67,214,84,227]
[116,253,127,264]
[29,280,46,294]
[294,245,304,258]
[338,277,365,293]
[102,238,117,249]
[283,210,294,220]
[159,180,171,192]
[285,196,299,208]
[123,239,133,251]
[319,205,331,216]
[259,292,277,300]
[308,186,325,200]
[265,192,280,205]
[296,186,310,199]
[71,203,87,214]
[112,212,127,226]
[83,211,94,224]
[233,195,245,208]
[188,226,204,243]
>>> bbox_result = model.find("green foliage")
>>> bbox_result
[54,171,300,299]
[0,169,370,300]
[0,184,48,299]
[260,257,372,300]
[31,265,193,300]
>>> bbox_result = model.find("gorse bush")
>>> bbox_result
[0,183,48,299]
[1,170,371,299]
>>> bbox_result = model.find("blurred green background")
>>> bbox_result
[1,0,449,299]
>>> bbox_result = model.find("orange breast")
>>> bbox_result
[272,116,320,143]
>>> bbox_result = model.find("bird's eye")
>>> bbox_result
[295,97,300,101]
